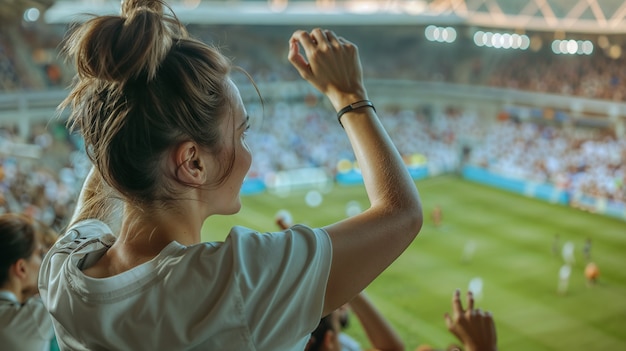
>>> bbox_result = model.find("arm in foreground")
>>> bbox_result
[444,290,498,351]
[349,292,404,351]
[288,28,423,314]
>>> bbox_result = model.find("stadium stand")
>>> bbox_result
[1,2,625,229]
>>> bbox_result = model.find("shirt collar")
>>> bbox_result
[0,290,19,304]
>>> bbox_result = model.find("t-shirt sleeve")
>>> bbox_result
[229,224,332,350]
[59,219,113,244]
[38,219,114,308]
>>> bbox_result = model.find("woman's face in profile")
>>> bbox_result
[205,78,252,215]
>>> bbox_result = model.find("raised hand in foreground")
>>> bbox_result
[444,289,497,351]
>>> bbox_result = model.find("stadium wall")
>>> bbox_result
[462,165,626,221]
[244,164,626,222]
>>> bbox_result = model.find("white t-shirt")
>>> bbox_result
[0,291,53,351]
[38,219,332,351]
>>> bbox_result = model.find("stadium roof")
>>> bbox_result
[44,0,626,33]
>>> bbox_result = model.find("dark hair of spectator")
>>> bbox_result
[0,214,37,285]
[306,315,335,351]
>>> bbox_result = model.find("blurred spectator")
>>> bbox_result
[306,292,405,351]
[0,213,55,351]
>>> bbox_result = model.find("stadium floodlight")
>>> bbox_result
[425,25,457,44]
[473,30,529,51]
[551,39,594,55]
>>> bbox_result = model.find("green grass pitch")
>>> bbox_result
[202,175,626,351]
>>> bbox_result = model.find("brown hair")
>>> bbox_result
[60,0,235,207]
[0,214,37,285]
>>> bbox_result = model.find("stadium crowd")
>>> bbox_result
[2,98,623,233]
[0,122,89,231]
[0,21,624,229]
[469,119,625,204]
[485,53,626,102]
[3,23,626,101]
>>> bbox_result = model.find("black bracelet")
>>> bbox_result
[337,100,376,127]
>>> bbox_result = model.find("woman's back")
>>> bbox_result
[41,220,331,350]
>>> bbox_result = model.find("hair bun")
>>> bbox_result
[121,0,164,17]
[65,0,185,83]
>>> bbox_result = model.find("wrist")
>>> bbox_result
[337,100,376,127]
[327,91,368,112]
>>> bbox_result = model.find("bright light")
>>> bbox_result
[425,25,457,44]
[501,33,511,49]
[492,33,502,48]
[474,31,485,46]
[23,8,40,22]
[551,39,594,55]
[473,30,529,51]
[567,40,578,54]
[559,40,568,54]
[582,41,594,55]
[552,40,561,54]
[444,27,456,43]
[432,27,441,41]
[346,0,380,14]
[520,35,530,50]
[403,0,426,15]
[425,25,437,41]
[484,32,493,47]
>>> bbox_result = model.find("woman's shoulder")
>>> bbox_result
[225,224,330,244]
[59,219,114,246]
[180,224,331,277]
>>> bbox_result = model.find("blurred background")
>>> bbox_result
[1,1,625,350]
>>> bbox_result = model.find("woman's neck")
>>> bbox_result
[118,202,204,247]
[81,203,205,278]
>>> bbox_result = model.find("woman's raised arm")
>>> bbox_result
[288,28,423,314]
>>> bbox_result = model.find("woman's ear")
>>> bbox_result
[172,141,207,185]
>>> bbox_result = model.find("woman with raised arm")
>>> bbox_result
[38,0,422,349]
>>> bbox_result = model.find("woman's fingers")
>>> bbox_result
[287,41,306,72]
[325,29,341,49]
[452,288,463,317]
[310,28,329,49]
[287,28,366,107]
